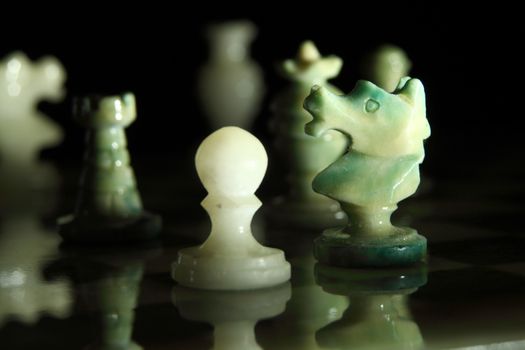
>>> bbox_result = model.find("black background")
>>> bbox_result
[1,5,522,181]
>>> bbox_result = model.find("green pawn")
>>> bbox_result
[304,77,430,266]
[59,93,161,243]
[268,41,348,229]
[362,44,412,93]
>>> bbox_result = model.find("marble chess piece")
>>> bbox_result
[0,52,66,189]
[268,41,348,229]
[304,77,431,266]
[172,126,290,290]
[362,44,412,92]
[198,20,265,130]
[58,93,161,243]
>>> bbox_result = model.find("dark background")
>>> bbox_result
[1,5,522,182]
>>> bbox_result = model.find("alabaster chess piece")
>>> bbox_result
[173,282,291,350]
[362,44,412,92]
[0,52,66,189]
[198,20,265,130]
[268,41,347,230]
[172,127,290,290]
[58,93,161,243]
[304,77,431,266]
[314,264,427,350]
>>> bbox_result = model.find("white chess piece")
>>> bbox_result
[198,21,265,130]
[0,52,66,189]
[173,126,290,290]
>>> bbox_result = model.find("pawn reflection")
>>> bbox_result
[315,263,427,350]
[173,282,291,350]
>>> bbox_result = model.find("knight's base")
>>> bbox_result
[266,197,347,230]
[58,212,162,243]
[314,227,427,267]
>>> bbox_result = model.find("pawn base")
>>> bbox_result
[314,227,426,267]
[58,212,162,243]
[266,197,347,230]
[172,246,291,291]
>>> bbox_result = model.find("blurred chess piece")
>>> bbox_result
[259,256,348,350]
[267,41,348,230]
[0,52,66,190]
[58,93,162,243]
[173,282,291,350]
[362,44,412,92]
[314,264,427,350]
[172,127,290,290]
[198,20,265,130]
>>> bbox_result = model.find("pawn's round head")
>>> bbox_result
[195,127,268,197]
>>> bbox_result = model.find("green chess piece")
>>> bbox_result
[59,93,161,243]
[304,77,430,266]
[362,44,412,93]
[268,41,348,229]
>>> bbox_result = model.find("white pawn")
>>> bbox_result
[173,126,290,290]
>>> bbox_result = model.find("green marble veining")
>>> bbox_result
[59,93,161,243]
[304,77,430,266]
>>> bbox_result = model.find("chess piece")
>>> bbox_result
[268,41,347,229]
[314,264,426,350]
[58,93,161,243]
[198,20,265,130]
[173,282,291,350]
[304,77,431,266]
[362,44,412,92]
[172,126,291,290]
[0,52,66,189]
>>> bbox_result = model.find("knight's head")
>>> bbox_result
[304,77,430,157]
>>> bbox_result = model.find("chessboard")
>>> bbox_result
[1,155,525,350]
